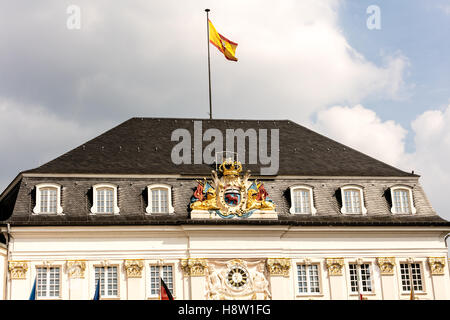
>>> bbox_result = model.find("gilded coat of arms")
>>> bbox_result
[190,159,276,219]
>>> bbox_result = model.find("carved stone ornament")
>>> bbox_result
[266,258,291,277]
[9,261,29,279]
[325,258,344,276]
[206,259,271,300]
[190,159,277,219]
[181,258,208,276]
[376,257,396,275]
[124,260,144,278]
[66,260,87,279]
[428,257,446,275]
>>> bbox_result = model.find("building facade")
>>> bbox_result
[0,118,449,300]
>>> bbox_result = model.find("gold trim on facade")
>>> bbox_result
[8,261,29,279]
[376,257,396,275]
[427,257,446,275]
[325,258,344,276]
[124,259,144,278]
[180,258,208,276]
[66,260,87,279]
[266,258,291,277]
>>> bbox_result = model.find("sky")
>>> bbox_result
[0,1,449,234]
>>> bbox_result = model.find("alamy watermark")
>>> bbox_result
[367,5,381,30]
[171,121,279,175]
[67,5,81,30]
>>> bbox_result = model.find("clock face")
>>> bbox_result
[227,267,248,288]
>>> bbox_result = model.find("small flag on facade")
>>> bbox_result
[93,278,101,300]
[208,19,238,61]
[29,277,37,300]
[160,278,174,300]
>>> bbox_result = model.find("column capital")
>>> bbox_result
[180,258,208,277]
[376,257,396,275]
[266,258,291,277]
[427,257,446,275]
[8,261,29,279]
[66,260,87,279]
[325,258,344,276]
[124,259,145,278]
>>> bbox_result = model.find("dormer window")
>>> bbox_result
[340,185,367,215]
[33,183,63,215]
[289,186,316,215]
[146,184,174,214]
[390,186,416,214]
[91,184,120,215]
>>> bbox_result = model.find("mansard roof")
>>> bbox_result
[23,117,416,177]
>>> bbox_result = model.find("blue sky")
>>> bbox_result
[338,0,450,151]
[0,0,449,228]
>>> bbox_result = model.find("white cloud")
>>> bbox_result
[311,103,450,223]
[312,105,408,167]
[0,98,111,191]
[406,105,450,219]
[0,0,410,124]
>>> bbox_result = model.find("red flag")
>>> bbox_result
[160,278,174,300]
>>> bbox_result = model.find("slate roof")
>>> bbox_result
[24,118,416,177]
[2,117,448,227]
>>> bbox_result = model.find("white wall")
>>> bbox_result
[3,225,449,300]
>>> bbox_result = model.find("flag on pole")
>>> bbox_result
[160,278,174,300]
[29,277,37,300]
[208,19,238,61]
[93,278,101,300]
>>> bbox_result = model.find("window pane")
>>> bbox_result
[297,264,320,294]
[150,265,160,296]
[400,263,422,292]
[151,189,169,213]
[308,265,320,293]
[294,189,310,213]
[36,267,60,298]
[40,188,58,213]
[297,265,307,293]
[97,188,114,213]
[393,189,410,213]
[344,190,361,213]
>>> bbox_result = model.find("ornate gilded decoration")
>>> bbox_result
[266,258,291,277]
[206,259,271,300]
[9,261,29,279]
[190,159,276,219]
[326,258,344,276]
[428,257,446,275]
[66,260,87,278]
[181,258,208,276]
[124,259,144,278]
[377,257,396,275]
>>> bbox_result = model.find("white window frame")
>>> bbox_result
[146,184,174,214]
[340,185,367,215]
[348,263,374,295]
[390,186,416,214]
[90,184,120,215]
[397,258,427,295]
[33,183,63,215]
[94,265,120,299]
[289,186,317,215]
[35,265,62,300]
[398,261,425,295]
[147,263,175,299]
[296,263,322,296]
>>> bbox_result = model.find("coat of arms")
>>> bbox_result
[190,159,276,219]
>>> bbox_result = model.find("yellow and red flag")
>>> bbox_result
[208,19,238,61]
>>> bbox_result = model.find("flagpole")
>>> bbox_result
[205,8,213,119]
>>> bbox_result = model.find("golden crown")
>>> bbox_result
[219,158,242,176]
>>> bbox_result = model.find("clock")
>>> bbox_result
[227,266,248,288]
